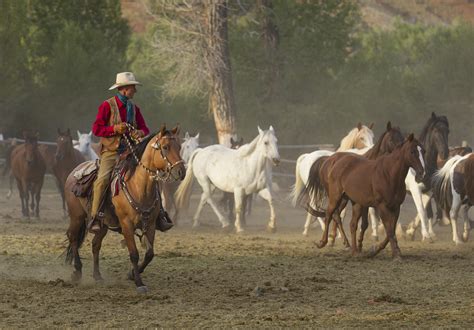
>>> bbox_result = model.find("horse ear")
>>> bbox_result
[171,124,180,135]
[195,133,200,140]
[369,122,374,129]
[160,124,166,136]
[239,137,244,144]
[357,122,362,131]
[66,128,71,136]
[431,112,436,118]
[407,133,414,141]
[386,121,392,130]
[77,130,81,139]
[258,126,263,135]
[230,137,235,144]
[185,132,190,139]
[88,131,92,137]
[269,125,274,132]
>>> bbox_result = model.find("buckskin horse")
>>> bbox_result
[64,125,185,293]
[10,131,47,218]
[305,134,425,259]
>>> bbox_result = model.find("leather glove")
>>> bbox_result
[131,129,145,140]
[114,123,127,134]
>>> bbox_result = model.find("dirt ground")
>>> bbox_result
[0,177,473,328]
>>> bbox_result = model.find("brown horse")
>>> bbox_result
[10,131,47,218]
[305,134,425,258]
[64,125,185,293]
[301,122,404,247]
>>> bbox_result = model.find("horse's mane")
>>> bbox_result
[364,130,389,160]
[419,114,449,143]
[237,134,260,157]
[338,126,374,151]
[122,132,159,177]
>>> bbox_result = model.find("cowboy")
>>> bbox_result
[89,72,172,233]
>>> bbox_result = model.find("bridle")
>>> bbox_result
[123,123,184,183]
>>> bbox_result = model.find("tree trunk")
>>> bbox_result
[205,0,236,146]
[258,0,280,101]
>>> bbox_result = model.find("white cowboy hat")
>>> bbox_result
[108,72,142,90]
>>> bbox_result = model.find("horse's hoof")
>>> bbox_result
[393,255,403,262]
[266,225,276,233]
[454,240,464,246]
[422,235,434,244]
[315,241,327,249]
[94,274,104,282]
[71,271,82,283]
[462,234,469,242]
[302,231,308,236]
[127,270,135,281]
[136,286,148,294]
[192,223,200,229]
[367,246,377,258]
[235,228,245,234]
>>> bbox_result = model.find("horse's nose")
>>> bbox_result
[177,167,186,180]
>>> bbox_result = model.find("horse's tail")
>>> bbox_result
[299,156,328,218]
[2,144,14,177]
[64,219,87,265]
[175,149,199,210]
[290,154,306,207]
[463,155,474,204]
[432,156,461,214]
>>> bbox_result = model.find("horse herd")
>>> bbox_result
[1,113,473,292]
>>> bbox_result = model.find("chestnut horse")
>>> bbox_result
[64,125,185,293]
[10,132,47,218]
[301,122,404,247]
[305,134,425,258]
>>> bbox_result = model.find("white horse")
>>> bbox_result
[432,153,473,244]
[175,126,280,233]
[181,132,200,164]
[160,131,200,224]
[290,123,376,237]
[74,131,98,161]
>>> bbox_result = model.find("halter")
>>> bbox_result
[123,123,184,183]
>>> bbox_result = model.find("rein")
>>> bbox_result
[123,123,184,183]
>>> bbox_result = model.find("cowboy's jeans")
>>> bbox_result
[91,150,118,217]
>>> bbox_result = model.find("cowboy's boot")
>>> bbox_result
[88,211,104,234]
[156,208,173,232]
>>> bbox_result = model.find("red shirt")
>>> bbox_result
[92,95,150,137]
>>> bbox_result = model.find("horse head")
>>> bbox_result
[380,121,404,154]
[257,125,280,166]
[403,133,426,183]
[56,128,73,161]
[23,130,39,165]
[339,123,375,151]
[151,124,186,181]
[76,130,93,154]
[421,112,449,169]
[180,132,200,164]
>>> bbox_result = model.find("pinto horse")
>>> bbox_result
[10,131,47,218]
[432,153,474,244]
[305,134,425,258]
[64,125,185,293]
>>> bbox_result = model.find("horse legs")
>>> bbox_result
[192,193,207,228]
[138,228,156,274]
[34,178,43,218]
[241,194,247,226]
[302,212,315,236]
[194,180,229,229]
[375,204,401,259]
[258,188,276,232]
[122,223,147,293]
[461,205,470,242]
[66,217,85,283]
[316,194,343,249]
[349,203,363,256]
[405,180,431,241]
[233,188,245,233]
[92,226,108,281]
[449,194,463,245]
[17,179,29,218]
[329,199,350,247]
[358,207,369,253]
[368,207,379,241]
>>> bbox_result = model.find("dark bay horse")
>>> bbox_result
[10,132,46,218]
[64,125,185,293]
[301,122,404,247]
[405,112,450,240]
[305,134,425,259]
